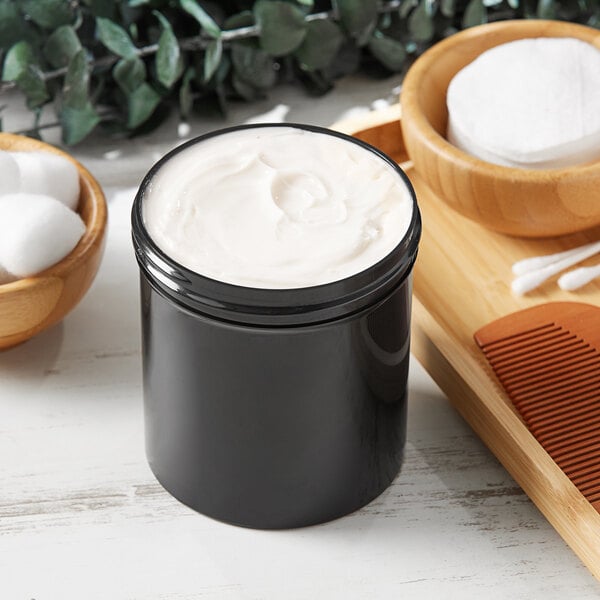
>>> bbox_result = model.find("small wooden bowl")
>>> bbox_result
[0,134,107,350]
[400,20,600,238]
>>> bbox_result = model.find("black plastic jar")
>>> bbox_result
[132,124,421,529]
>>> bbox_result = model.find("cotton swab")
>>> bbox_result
[558,264,600,291]
[512,241,600,295]
[512,240,600,276]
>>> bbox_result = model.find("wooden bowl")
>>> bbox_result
[0,134,107,350]
[400,20,600,238]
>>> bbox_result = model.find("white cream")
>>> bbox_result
[447,37,600,169]
[143,127,413,289]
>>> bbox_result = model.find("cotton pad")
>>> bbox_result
[446,37,600,169]
[0,193,85,277]
[0,152,20,196]
[11,151,80,209]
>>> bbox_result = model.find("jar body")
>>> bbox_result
[140,273,413,529]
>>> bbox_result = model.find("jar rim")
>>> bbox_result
[132,123,421,326]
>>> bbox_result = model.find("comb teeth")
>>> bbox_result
[476,312,600,514]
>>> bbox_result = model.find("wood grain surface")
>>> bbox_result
[336,108,600,581]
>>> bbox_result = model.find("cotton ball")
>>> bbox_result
[11,151,80,210]
[0,151,20,196]
[0,193,86,278]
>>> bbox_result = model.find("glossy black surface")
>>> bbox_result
[140,274,413,529]
[132,123,421,529]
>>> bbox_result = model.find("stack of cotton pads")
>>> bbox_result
[446,37,600,169]
[0,151,85,284]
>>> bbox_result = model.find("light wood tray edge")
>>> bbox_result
[332,106,600,582]
[411,298,600,581]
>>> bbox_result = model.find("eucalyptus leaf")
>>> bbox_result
[408,1,435,42]
[587,14,600,28]
[295,20,343,71]
[232,72,259,100]
[440,0,456,18]
[4,43,49,109]
[554,0,580,18]
[96,17,137,58]
[204,38,223,81]
[0,0,29,51]
[113,56,146,94]
[61,102,100,145]
[368,32,407,71]
[462,0,487,28]
[44,25,82,69]
[399,0,418,19]
[127,82,161,128]
[537,0,556,18]
[322,39,360,79]
[154,11,183,88]
[2,41,35,81]
[379,12,392,29]
[83,0,117,19]
[231,42,276,89]
[337,0,378,44]
[254,0,306,56]
[180,0,221,39]
[224,11,255,30]
[179,67,195,117]
[298,69,332,96]
[17,66,49,108]
[213,54,231,85]
[21,0,74,29]
[63,49,90,109]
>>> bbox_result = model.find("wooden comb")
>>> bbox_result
[474,302,600,513]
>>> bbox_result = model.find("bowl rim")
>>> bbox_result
[401,19,600,181]
[0,132,107,292]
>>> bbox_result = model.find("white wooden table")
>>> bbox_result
[1,77,599,599]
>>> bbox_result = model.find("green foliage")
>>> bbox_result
[254,1,307,56]
[127,82,161,128]
[113,56,146,94]
[204,38,223,81]
[44,25,82,69]
[368,32,407,71]
[21,0,75,29]
[338,0,378,44]
[63,50,91,109]
[295,20,343,71]
[231,43,276,90]
[462,0,487,27]
[96,17,137,58]
[2,41,49,108]
[408,1,435,42]
[180,0,221,39]
[0,0,597,144]
[154,11,183,88]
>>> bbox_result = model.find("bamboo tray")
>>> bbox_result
[333,104,600,580]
